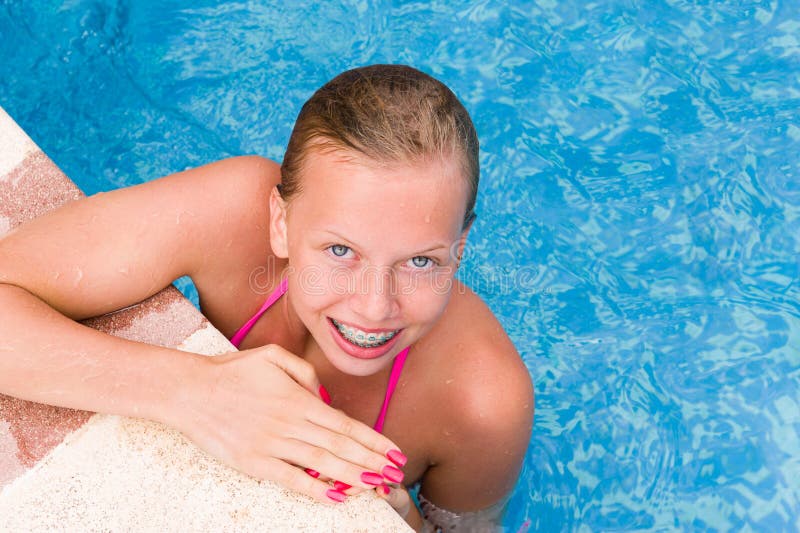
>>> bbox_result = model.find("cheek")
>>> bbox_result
[291,262,353,312]
[396,266,456,299]
[398,274,454,323]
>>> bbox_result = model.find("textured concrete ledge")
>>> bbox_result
[0,106,410,531]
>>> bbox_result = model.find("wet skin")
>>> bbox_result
[0,152,532,518]
[214,151,533,511]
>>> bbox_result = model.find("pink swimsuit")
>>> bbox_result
[229,278,410,433]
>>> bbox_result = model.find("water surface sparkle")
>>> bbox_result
[2,1,799,530]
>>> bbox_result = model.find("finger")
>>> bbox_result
[259,458,348,505]
[303,468,336,485]
[276,438,391,491]
[332,480,368,496]
[260,344,330,403]
[286,415,406,487]
[385,484,408,508]
[305,404,404,465]
[377,483,412,517]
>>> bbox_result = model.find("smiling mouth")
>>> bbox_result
[330,318,401,348]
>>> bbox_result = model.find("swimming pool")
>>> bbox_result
[2,1,799,530]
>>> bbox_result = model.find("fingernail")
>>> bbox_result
[304,468,320,478]
[381,483,390,495]
[360,471,384,485]
[334,481,351,491]
[386,449,407,467]
[326,489,346,503]
[319,385,331,405]
[382,464,404,483]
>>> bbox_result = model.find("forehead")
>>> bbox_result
[289,149,467,247]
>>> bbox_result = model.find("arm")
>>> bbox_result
[414,343,533,531]
[0,281,206,421]
[0,156,224,414]
[0,157,403,502]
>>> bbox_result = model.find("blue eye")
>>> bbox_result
[410,256,434,269]
[330,245,350,257]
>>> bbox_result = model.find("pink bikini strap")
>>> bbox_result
[230,275,409,433]
[373,345,411,433]
[230,277,289,348]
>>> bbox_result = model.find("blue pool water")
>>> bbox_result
[2,1,799,530]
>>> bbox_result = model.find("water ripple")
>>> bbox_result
[2,0,800,530]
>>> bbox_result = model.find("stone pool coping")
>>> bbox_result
[0,106,411,531]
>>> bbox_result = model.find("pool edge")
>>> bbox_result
[0,106,411,531]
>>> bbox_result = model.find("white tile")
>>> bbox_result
[0,414,410,531]
[0,107,38,179]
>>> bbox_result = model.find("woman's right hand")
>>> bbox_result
[165,344,403,504]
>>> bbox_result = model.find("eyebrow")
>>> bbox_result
[317,230,451,256]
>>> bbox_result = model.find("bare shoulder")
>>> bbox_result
[156,155,281,270]
[430,281,533,433]
[410,281,533,510]
[179,156,286,331]
[0,155,280,320]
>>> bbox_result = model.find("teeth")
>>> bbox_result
[332,319,399,348]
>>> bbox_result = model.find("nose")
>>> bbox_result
[349,266,400,324]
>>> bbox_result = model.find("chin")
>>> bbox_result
[327,356,390,377]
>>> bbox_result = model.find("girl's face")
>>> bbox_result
[270,148,471,376]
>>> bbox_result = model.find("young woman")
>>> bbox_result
[0,65,533,531]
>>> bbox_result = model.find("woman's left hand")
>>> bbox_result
[376,483,424,531]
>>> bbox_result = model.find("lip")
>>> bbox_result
[331,317,401,334]
[327,317,403,360]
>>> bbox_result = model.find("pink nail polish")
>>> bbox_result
[386,449,407,467]
[304,468,320,478]
[319,385,331,405]
[334,481,351,491]
[360,471,384,485]
[381,464,404,483]
[381,484,390,495]
[326,489,346,503]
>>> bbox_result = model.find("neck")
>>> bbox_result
[279,284,312,356]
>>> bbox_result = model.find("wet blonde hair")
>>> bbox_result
[279,64,479,229]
